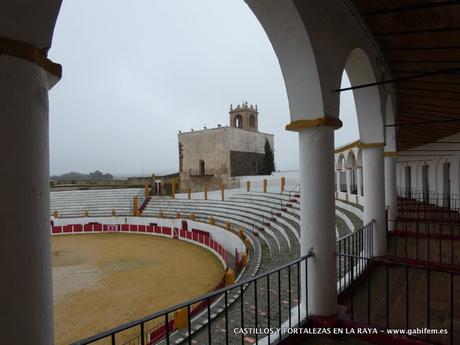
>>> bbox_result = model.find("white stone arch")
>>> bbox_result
[346,150,356,169]
[343,48,384,144]
[337,153,345,170]
[247,0,387,132]
[357,149,362,168]
[246,1,327,121]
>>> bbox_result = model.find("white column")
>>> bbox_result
[346,168,352,194]
[363,146,386,256]
[385,154,397,231]
[0,56,54,344]
[357,167,363,196]
[336,170,341,192]
[299,126,336,316]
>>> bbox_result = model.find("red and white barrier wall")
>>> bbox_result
[51,217,247,270]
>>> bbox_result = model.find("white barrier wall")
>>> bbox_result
[52,216,246,261]
[238,170,300,192]
[336,191,365,207]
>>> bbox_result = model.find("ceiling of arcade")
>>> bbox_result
[351,0,460,151]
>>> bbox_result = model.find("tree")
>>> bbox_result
[88,170,104,180]
[262,139,275,175]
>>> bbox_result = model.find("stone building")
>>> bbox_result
[178,102,274,191]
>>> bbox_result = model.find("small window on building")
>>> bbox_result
[249,114,255,128]
[235,115,243,128]
[199,160,205,176]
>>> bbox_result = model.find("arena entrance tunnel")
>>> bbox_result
[0,0,402,343]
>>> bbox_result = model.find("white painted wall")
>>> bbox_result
[52,216,246,258]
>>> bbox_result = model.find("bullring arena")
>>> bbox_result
[48,175,366,345]
[50,207,249,345]
[53,234,224,344]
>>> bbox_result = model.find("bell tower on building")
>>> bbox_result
[229,101,258,132]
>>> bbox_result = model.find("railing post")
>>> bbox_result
[172,179,176,199]
[144,183,149,198]
[132,196,138,216]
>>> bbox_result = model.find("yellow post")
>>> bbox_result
[132,196,138,216]
[176,212,181,219]
[144,183,149,198]
[221,183,225,201]
[83,210,88,217]
[159,211,164,218]
[244,238,251,249]
[241,251,249,267]
[172,179,176,199]
[188,188,191,200]
[174,309,189,329]
[225,269,235,286]
[53,210,59,218]
[209,216,215,225]
[190,213,196,221]
[238,228,245,239]
[281,177,286,193]
[204,185,208,200]
[263,179,267,193]
[111,209,116,217]
[225,222,231,231]
[246,181,250,192]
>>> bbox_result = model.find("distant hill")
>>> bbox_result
[51,170,114,181]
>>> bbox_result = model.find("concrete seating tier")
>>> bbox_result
[50,189,364,271]
[144,207,285,265]
[50,188,142,217]
[48,189,366,345]
[145,199,297,250]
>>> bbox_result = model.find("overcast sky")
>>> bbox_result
[48,0,358,177]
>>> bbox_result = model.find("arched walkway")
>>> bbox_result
[0,1,389,342]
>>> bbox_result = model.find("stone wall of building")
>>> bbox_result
[178,125,274,192]
[230,151,265,176]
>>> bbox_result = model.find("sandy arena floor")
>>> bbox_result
[52,233,224,345]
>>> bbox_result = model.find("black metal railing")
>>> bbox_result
[336,222,374,258]
[337,253,459,345]
[287,184,300,200]
[336,222,374,296]
[388,219,460,266]
[72,217,460,345]
[397,194,460,225]
[398,189,460,211]
[72,254,314,345]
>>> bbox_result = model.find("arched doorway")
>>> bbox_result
[199,160,205,176]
